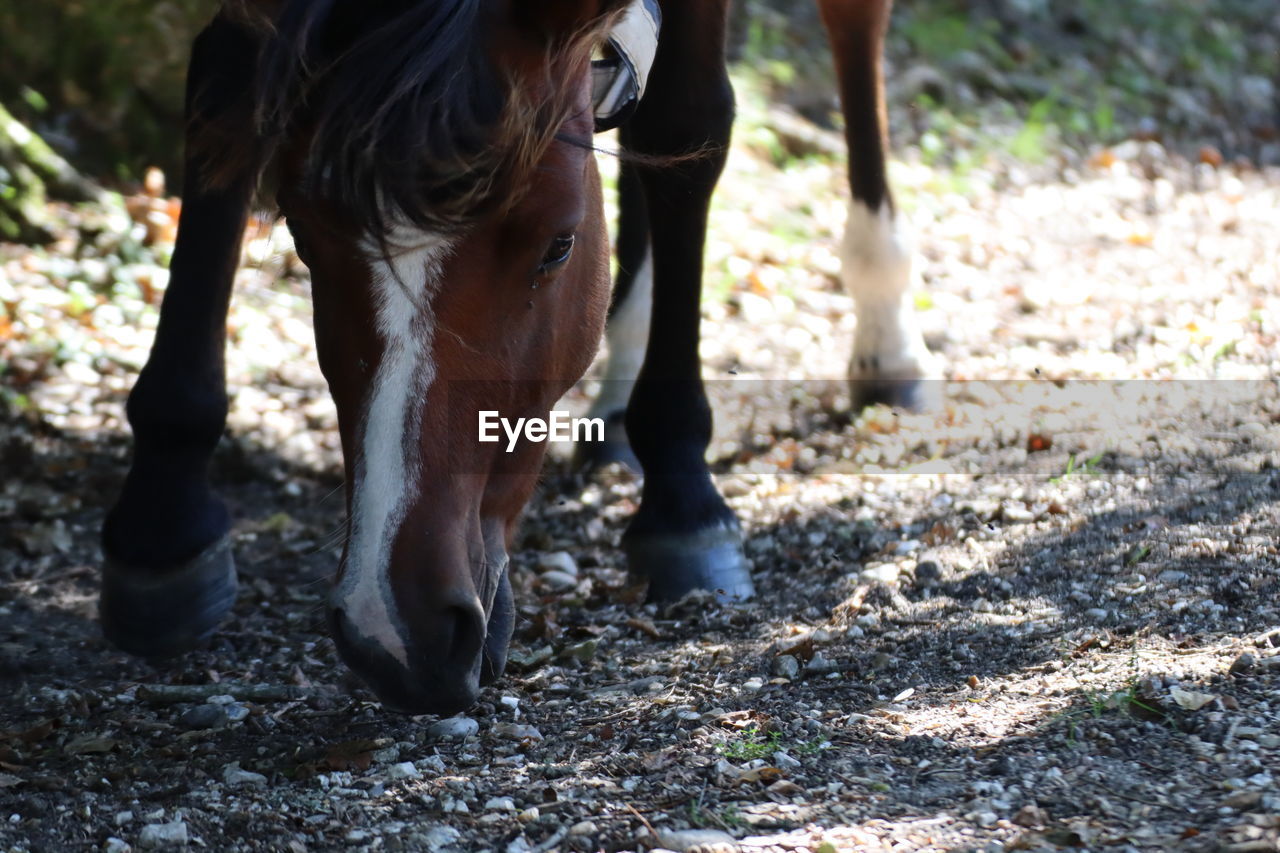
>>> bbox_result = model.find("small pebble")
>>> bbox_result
[537,551,578,577]
[654,828,736,852]
[1229,653,1256,675]
[1222,790,1263,810]
[426,717,479,741]
[538,570,578,592]
[773,751,802,769]
[222,763,268,788]
[178,704,228,730]
[492,723,543,741]
[860,562,900,584]
[485,797,516,812]
[914,561,942,586]
[560,639,598,662]
[569,820,598,836]
[137,820,188,849]
[771,655,800,680]
[516,807,540,824]
[424,826,462,848]
[104,839,131,853]
[387,762,421,780]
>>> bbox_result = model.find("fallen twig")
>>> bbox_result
[529,825,569,853]
[137,683,317,705]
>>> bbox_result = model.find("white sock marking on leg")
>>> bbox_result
[842,201,933,379]
[588,247,652,419]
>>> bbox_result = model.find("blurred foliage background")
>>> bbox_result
[0,0,217,182]
[0,0,1276,189]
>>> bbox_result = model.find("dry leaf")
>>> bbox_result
[738,766,784,785]
[1169,686,1216,711]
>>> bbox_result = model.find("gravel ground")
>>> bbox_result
[1,105,1279,852]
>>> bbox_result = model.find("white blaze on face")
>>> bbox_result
[332,232,452,667]
[587,247,652,419]
[842,201,934,380]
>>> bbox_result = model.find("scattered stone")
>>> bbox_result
[771,655,800,680]
[222,763,268,788]
[569,820,598,836]
[1222,790,1263,810]
[104,839,131,853]
[485,797,516,812]
[223,703,250,723]
[537,551,578,577]
[1229,653,1257,675]
[860,562,900,584]
[137,821,188,849]
[516,807,540,824]
[538,570,578,592]
[442,797,470,815]
[559,639,598,662]
[1012,804,1046,827]
[914,561,942,586]
[178,703,228,730]
[492,723,543,741]
[766,779,803,796]
[422,824,463,845]
[773,751,802,770]
[653,828,737,852]
[387,762,421,781]
[426,717,479,741]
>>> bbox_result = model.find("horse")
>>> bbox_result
[99,0,932,715]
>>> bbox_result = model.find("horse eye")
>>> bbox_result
[538,234,575,273]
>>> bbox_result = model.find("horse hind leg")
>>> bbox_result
[99,16,257,657]
[819,0,937,411]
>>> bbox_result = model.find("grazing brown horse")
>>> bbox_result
[101,0,930,715]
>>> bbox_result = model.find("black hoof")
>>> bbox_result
[850,377,940,413]
[100,536,238,658]
[573,412,640,474]
[624,524,754,602]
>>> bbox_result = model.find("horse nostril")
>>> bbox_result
[441,604,486,668]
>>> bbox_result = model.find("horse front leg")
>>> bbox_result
[819,0,936,411]
[619,0,753,602]
[100,16,257,656]
[577,159,649,473]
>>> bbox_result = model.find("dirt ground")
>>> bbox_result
[2,87,1279,853]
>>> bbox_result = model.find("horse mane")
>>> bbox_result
[202,0,626,238]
